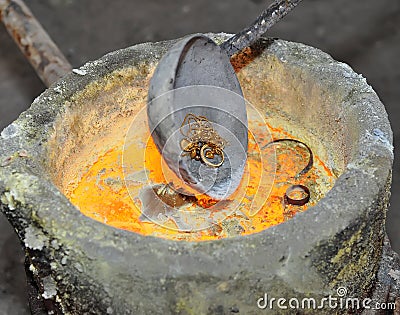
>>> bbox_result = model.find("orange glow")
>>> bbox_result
[66,120,335,241]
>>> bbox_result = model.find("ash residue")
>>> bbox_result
[41,276,57,299]
[23,226,47,250]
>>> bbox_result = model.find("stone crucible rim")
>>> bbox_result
[0,33,394,301]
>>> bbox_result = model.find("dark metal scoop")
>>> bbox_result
[147,0,302,199]
[147,35,248,199]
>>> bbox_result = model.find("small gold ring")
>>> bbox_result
[284,185,310,206]
[200,144,224,168]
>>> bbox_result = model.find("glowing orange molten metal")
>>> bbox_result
[66,121,335,241]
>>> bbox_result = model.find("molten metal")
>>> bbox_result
[65,119,335,241]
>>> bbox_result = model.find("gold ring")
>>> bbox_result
[284,185,310,206]
[200,144,224,168]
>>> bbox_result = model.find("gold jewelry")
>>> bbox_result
[180,113,226,168]
[200,144,224,167]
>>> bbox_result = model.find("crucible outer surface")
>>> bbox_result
[0,34,395,314]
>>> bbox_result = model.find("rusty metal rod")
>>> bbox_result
[0,0,72,87]
[221,0,303,56]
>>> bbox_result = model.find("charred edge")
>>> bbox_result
[230,37,275,72]
[25,251,63,315]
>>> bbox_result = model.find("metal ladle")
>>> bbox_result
[147,0,302,199]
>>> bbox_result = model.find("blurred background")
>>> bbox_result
[0,0,399,313]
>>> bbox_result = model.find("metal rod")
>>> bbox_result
[221,0,303,56]
[0,0,72,87]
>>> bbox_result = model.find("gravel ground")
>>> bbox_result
[0,0,399,313]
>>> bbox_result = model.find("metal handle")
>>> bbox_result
[221,0,303,56]
[0,0,72,87]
